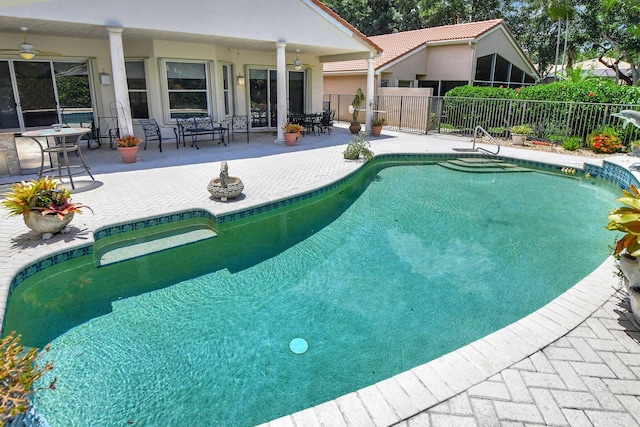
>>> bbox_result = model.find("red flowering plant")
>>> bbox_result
[587,126,622,154]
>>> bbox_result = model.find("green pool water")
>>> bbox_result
[7,161,619,426]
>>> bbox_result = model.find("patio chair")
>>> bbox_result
[318,109,335,134]
[81,118,101,150]
[229,115,250,143]
[139,119,178,152]
[60,108,100,149]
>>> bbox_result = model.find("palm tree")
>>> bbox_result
[547,0,575,78]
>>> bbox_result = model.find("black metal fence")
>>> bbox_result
[323,94,640,145]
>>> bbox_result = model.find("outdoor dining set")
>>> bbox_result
[288,109,335,136]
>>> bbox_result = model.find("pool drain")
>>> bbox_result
[289,338,308,354]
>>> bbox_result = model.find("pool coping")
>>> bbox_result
[259,257,620,427]
[258,157,635,426]
[0,143,635,426]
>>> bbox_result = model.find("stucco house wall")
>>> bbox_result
[381,48,428,85]
[323,75,368,95]
[425,44,473,82]
[474,28,531,74]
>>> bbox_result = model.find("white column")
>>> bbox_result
[365,56,375,135]
[275,41,287,143]
[107,26,133,136]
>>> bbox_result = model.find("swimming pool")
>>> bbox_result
[4,157,622,426]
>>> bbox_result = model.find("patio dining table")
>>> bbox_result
[289,113,322,136]
[22,127,95,189]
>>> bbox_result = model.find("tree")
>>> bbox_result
[578,0,640,84]
[503,0,559,77]
[322,0,400,35]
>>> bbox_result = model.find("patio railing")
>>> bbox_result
[323,94,640,145]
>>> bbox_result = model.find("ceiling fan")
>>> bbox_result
[289,49,313,70]
[0,27,60,59]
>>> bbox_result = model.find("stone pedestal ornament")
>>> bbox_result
[208,161,244,201]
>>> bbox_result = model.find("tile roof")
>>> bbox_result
[323,19,504,73]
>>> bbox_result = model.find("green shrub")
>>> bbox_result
[445,81,640,104]
[562,136,584,151]
[445,85,516,99]
[510,124,533,134]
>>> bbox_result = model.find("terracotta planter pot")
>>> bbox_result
[117,145,139,163]
[372,125,382,137]
[284,132,297,146]
[23,211,74,234]
[349,122,361,134]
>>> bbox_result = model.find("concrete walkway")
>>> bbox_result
[1,125,638,426]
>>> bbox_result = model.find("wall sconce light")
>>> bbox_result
[237,74,245,86]
[99,72,111,85]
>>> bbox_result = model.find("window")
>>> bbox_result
[125,61,149,119]
[398,80,413,88]
[493,55,510,85]
[55,62,91,110]
[165,61,209,118]
[380,79,390,87]
[475,55,493,83]
[221,64,232,117]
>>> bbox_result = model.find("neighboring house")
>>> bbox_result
[546,57,632,84]
[323,19,538,97]
[0,0,380,146]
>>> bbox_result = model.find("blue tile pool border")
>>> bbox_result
[8,154,638,297]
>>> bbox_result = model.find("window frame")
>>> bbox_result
[161,59,211,120]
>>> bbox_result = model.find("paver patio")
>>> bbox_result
[0,125,638,426]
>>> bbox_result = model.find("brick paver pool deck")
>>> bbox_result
[1,125,638,426]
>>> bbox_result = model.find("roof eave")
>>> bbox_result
[308,0,383,56]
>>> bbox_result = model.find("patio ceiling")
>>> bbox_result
[0,3,380,62]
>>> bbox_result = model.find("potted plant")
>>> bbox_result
[509,124,533,145]
[281,122,303,146]
[343,133,374,161]
[607,184,640,323]
[349,88,365,134]
[371,117,387,137]
[1,176,91,236]
[630,140,640,157]
[116,135,141,163]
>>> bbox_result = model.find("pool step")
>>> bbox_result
[438,158,533,173]
[96,223,217,267]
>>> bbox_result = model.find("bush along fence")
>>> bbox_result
[323,93,640,148]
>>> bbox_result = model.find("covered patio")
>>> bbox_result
[0,0,381,174]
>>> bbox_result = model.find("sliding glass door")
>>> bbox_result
[0,61,19,129]
[14,61,57,127]
[249,68,306,129]
[0,59,93,130]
